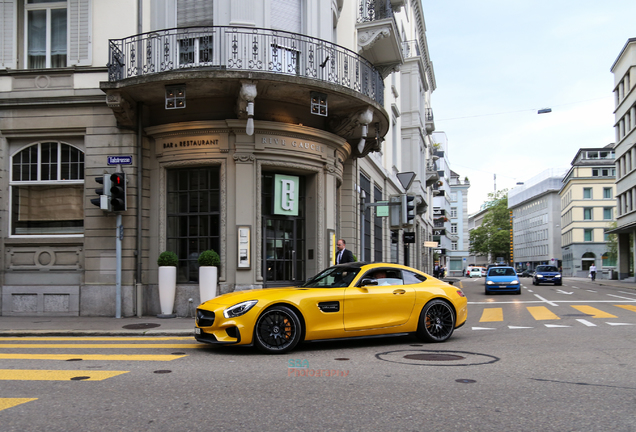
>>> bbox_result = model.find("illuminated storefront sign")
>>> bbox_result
[274,174,300,216]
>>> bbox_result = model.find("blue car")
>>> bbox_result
[485,266,521,295]
[532,265,562,286]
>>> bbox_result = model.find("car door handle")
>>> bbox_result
[393,289,406,295]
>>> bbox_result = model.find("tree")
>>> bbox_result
[469,190,510,263]
[606,221,617,266]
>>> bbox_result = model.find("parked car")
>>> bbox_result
[519,270,534,278]
[195,262,468,353]
[532,265,562,286]
[485,266,521,295]
[480,267,488,277]
[468,267,482,278]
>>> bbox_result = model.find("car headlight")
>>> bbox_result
[512,280,519,284]
[537,275,544,278]
[223,300,258,318]
[555,274,561,278]
[486,280,494,285]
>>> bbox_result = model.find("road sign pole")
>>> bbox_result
[116,213,122,319]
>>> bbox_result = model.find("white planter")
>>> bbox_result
[158,266,177,316]
[199,266,218,303]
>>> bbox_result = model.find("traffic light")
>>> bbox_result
[110,172,127,212]
[90,174,112,211]
[401,194,416,226]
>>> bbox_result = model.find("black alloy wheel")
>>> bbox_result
[416,299,456,343]
[253,305,303,354]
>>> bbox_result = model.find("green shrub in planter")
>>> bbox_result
[198,250,220,267]
[157,251,178,267]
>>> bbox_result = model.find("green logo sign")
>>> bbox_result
[274,174,299,216]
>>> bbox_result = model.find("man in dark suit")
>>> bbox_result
[336,239,354,264]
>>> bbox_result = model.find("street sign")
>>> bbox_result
[108,156,133,165]
[396,172,416,190]
[433,229,446,236]
[376,201,389,217]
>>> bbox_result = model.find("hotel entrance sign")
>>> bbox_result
[273,174,299,216]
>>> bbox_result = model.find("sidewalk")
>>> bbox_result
[0,315,195,337]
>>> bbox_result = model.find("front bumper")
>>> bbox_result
[486,283,520,292]
[194,326,242,345]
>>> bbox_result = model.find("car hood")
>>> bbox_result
[536,272,560,276]
[198,287,303,307]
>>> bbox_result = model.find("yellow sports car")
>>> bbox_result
[195,262,467,353]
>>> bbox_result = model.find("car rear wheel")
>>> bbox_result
[416,299,455,343]
[253,305,303,354]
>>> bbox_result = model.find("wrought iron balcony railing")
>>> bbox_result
[402,40,421,59]
[107,26,384,105]
[358,0,395,23]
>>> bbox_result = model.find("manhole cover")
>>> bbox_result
[66,358,83,362]
[456,379,477,384]
[404,353,465,361]
[334,358,349,361]
[122,323,161,330]
[376,349,500,367]
[171,352,186,355]
[153,370,172,374]
[70,376,90,381]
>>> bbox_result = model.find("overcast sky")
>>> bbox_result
[421,0,636,214]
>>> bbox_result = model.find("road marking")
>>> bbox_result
[479,308,503,322]
[556,289,573,295]
[0,398,38,412]
[0,343,203,349]
[571,305,617,319]
[576,319,597,327]
[619,291,636,296]
[0,369,128,381]
[0,337,194,341]
[527,289,534,293]
[533,294,558,307]
[545,324,570,328]
[615,305,636,313]
[586,290,597,293]
[508,326,533,329]
[571,286,580,289]
[606,322,634,326]
[472,327,497,331]
[0,353,187,361]
[527,306,560,320]
[607,294,636,301]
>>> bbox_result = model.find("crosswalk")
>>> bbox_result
[0,336,200,412]
[471,303,636,330]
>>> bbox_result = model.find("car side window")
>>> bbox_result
[403,270,426,285]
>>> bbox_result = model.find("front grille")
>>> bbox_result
[196,309,215,327]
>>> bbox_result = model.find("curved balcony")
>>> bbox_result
[101,26,388,149]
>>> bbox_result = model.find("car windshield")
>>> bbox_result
[536,266,558,272]
[300,266,362,288]
[488,268,516,277]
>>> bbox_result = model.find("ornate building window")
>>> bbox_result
[11,141,84,235]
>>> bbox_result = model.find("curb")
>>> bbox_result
[0,329,195,337]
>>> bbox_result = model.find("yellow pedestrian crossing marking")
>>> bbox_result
[479,308,503,322]
[0,369,128,381]
[526,306,560,320]
[0,343,203,349]
[570,305,617,319]
[615,305,636,313]
[0,353,187,361]
[0,398,38,412]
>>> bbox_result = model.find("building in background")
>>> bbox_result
[609,38,636,281]
[447,170,470,276]
[0,0,439,316]
[509,168,567,272]
[467,206,489,267]
[560,145,616,278]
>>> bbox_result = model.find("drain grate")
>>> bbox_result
[122,323,161,330]
[404,353,465,361]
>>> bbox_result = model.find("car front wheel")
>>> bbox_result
[253,305,303,354]
[416,299,456,343]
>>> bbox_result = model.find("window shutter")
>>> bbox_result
[177,0,213,28]
[0,0,16,69]
[68,0,91,66]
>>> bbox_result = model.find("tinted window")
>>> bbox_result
[403,270,426,285]
[536,266,558,272]
[302,266,361,288]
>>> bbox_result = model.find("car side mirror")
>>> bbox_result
[360,278,378,287]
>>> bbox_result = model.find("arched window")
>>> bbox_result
[11,142,84,236]
[581,252,596,271]
[602,252,616,267]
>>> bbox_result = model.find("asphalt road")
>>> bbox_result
[1,277,636,431]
